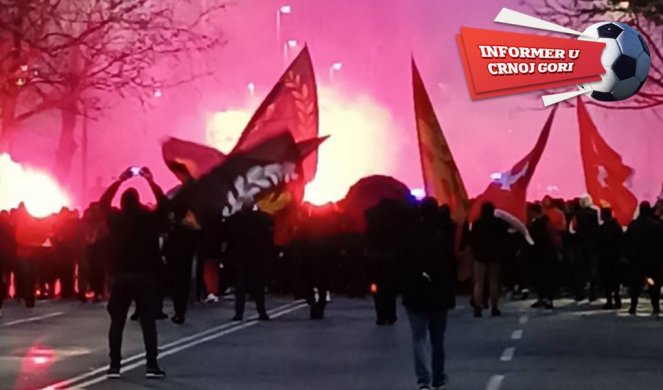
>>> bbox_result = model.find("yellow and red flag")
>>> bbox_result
[412,59,468,225]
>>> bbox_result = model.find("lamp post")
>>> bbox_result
[329,62,343,83]
[283,39,298,67]
[276,5,292,44]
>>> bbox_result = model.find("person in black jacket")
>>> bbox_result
[570,195,600,301]
[625,202,663,317]
[100,167,168,379]
[529,204,558,309]
[164,204,201,324]
[470,202,510,317]
[364,199,405,325]
[596,208,623,309]
[226,207,274,321]
[402,197,456,390]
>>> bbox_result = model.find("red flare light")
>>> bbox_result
[0,154,70,217]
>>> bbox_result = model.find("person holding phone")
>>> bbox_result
[99,166,168,379]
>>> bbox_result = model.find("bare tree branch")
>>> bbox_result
[529,0,663,111]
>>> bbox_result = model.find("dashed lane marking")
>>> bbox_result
[486,374,505,390]
[500,347,515,361]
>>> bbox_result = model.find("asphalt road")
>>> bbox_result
[1,294,662,390]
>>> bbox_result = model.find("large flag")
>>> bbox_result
[234,46,320,245]
[172,132,325,226]
[233,46,320,182]
[577,97,636,226]
[163,46,319,184]
[412,59,468,224]
[163,47,322,244]
[469,105,558,228]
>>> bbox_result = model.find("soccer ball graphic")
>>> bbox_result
[578,22,650,101]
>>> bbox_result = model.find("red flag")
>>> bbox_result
[233,46,320,245]
[413,59,468,225]
[233,46,319,182]
[162,137,225,182]
[577,97,636,226]
[469,105,558,225]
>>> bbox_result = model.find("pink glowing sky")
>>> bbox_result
[9,0,663,207]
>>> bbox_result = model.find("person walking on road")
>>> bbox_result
[529,204,559,310]
[226,206,273,322]
[596,208,623,309]
[625,202,663,317]
[164,204,201,325]
[402,198,456,390]
[470,202,509,317]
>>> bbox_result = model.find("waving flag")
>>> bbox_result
[577,97,636,226]
[234,46,320,182]
[413,59,468,224]
[164,46,319,185]
[163,47,322,244]
[172,132,326,226]
[469,106,558,231]
[162,137,226,182]
[234,46,321,245]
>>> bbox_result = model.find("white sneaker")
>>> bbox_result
[326,291,332,303]
[205,293,219,303]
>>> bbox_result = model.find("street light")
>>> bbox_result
[247,82,255,98]
[329,62,343,83]
[276,5,292,44]
[283,39,298,67]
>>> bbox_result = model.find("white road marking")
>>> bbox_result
[500,347,515,361]
[555,299,574,308]
[486,374,505,390]
[518,315,528,324]
[2,311,65,326]
[40,300,305,390]
[70,303,307,389]
[511,329,523,340]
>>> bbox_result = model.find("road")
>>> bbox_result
[1,294,662,390]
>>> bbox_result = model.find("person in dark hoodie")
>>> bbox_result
[225,205,274,322]
[100,167,168,379]
[596,208,623,309]
[164,204,201,325]
[529,204,558,309]
[364,198,404,325]
[625,201,663,317]
[570,195,600,301]
[401,197,456,390]
[470,202,510,317]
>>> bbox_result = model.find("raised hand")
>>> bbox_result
[119,168,134,182]
[139,167,154,181]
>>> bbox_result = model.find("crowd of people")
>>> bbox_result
[475,194,663,319]
[3,167,663,389]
